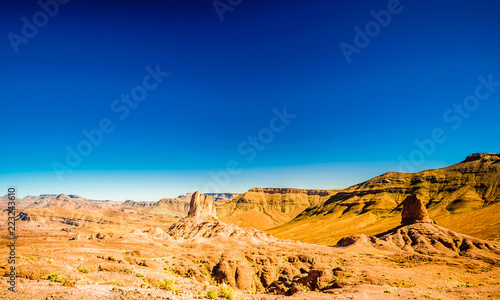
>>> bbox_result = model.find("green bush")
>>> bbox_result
[136,272,145,277]
[78,267,90,274]
[45,272,64,283]
[156,278,179,292]
[219,283,236,300]
[207,289,218,299]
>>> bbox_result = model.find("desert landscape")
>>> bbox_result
[3,0,500,299]
[1,153,499,299]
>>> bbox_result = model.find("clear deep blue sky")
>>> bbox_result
[1,0,499,201]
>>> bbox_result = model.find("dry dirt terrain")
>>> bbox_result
[2,191,500,299]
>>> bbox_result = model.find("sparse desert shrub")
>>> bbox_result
[49,259,54,264]
[141,279,149,288]
[207,289,218,299]
[136,272,145,277]
[44,272,69,284]
[156,278,178,292]
[219,283,236,300]
[384,290,392,294]
[112,280,121,286]
[79,267,90,274]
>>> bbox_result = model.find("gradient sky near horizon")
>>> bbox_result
[1,0,500,201]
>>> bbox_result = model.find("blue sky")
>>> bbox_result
[1,0,499,201]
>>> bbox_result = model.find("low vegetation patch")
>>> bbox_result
[156,278,179,292]
[140,279,149,288]
[112,280,121,286]
[44,273,64,283]
[219,283,236,300]
[206,289,218,299]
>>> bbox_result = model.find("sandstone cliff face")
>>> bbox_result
[122,198,190,217]
[269,153,500,244]
[217,188,340,230]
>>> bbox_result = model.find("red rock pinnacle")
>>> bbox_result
[401,194,433,225]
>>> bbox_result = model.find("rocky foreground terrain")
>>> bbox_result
[1,189,500,299]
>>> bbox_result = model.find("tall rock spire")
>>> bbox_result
[187,191,218,219]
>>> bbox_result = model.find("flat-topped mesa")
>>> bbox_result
[187,191,218,219]
[401,194,433,225]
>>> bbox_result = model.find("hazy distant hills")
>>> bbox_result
[123,192,242,217]
[268,153,500,244]
[0,192,242,230]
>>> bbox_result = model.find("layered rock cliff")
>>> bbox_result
[217,188,340,230]
[269,153,500,244]
[122,197,190,217]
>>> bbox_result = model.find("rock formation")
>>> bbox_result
[217,188,339,230]
[187,191,218,219]
[336,193,500,263]
[269,153,500,244]
[368,222,500,260]
[120,193,240,217]
[167,191,277,243]
[400,194,433,225]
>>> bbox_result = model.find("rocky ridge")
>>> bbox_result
[269,153,500,244]
[337,194,500,262]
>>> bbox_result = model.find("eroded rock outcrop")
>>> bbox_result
[336,194,500,263]
[401,194,433,225]
[369,223,500,261]
[188,191,217,219]
[167,191,278,243]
